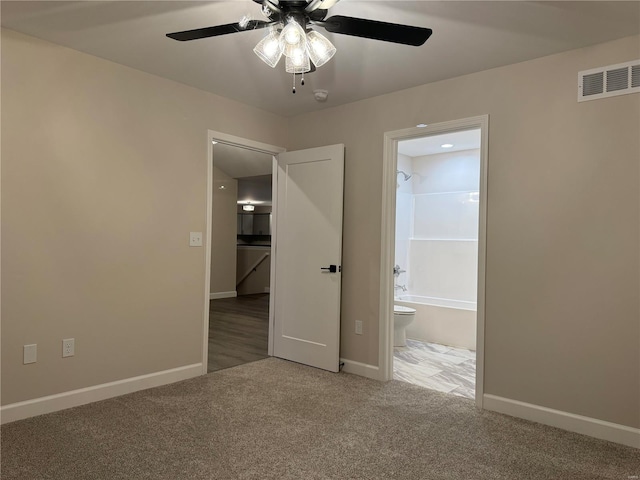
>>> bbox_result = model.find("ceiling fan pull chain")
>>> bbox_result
[301,71,305,86]
[292,73,296,94]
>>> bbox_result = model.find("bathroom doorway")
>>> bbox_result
[380,116,488,406]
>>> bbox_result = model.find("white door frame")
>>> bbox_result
[379,115,489,408]
[203,130,286,375]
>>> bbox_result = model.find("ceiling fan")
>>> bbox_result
[166,0,433,93]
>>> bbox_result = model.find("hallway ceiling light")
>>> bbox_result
[166,0,433,94]
[243,204,256,212]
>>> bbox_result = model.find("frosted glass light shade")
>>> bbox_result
[306,30,336,68]
[280,20,306,57]
[253,30,283,68]
[285,47,311,73]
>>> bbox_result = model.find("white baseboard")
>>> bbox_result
[483,394,640,449]
[0,363,202,425]
[340,358,381,381]
[210,291,237,300]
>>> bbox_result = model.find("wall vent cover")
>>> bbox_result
[578,60,640,102]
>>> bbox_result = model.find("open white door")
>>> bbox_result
[273,144,344,372]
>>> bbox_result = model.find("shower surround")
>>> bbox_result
[395,146,480,351]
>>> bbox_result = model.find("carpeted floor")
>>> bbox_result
[1,358,638,479]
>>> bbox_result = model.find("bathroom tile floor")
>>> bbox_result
[393,339,476,399]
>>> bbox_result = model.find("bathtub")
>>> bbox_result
[394,295,477,350]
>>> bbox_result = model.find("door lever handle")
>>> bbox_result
[320,265,340,273]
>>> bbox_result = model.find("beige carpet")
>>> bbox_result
[1,358,638,479]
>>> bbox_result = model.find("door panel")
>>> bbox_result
[273,144,344,372]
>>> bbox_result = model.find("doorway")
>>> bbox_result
[209,150,273,372]
[203,131,285,375]
[379,116,488,407]
[203,134,345,375]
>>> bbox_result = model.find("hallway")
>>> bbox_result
[208,294,270,372]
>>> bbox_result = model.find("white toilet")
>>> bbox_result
[393,305,416,347]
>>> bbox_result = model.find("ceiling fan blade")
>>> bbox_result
[323,15,432,46]
[263,0,282,15]
[319,0,340,9]
[305,0,340,13]
[167,20,274,41]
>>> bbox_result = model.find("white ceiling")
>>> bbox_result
[213,142,273,179]
[2,1,639,117]
[238,174,273,205]
[398,129,480,157]
[214,142,273,204]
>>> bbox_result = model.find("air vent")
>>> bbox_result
[632,65,640,88]
[582,72,604,96]
[606,67,628,92]
[578,59,640,102]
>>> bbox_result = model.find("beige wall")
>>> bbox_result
[210,166,238,294]
[287,35,640,428]
[0,29,288,405]
[236,247,271,296]
[2,27,638,431]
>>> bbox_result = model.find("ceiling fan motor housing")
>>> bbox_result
[260,1,328,27]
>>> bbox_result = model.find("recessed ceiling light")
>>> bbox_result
[441,143,453,148]
[416,123,428,128]
[218,185,226,190]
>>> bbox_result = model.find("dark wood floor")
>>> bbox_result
[208,294,270,373]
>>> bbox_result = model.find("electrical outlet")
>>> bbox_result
[23,344,37,364]
[189,232,203,247]
[62,338,75,358]
[355,320,363,335]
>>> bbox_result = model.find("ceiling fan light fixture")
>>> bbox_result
[166,0,433,94]
[280,19,307,57]
[253,29,283,68]
[306,30,336,68]
[285,48,311,73]
[281,18,304,44]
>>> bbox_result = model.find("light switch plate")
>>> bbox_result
[23,344,37,364]
[189,232,203,247]
[355,320,363,335]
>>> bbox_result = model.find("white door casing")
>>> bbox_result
[273,144,345,372]
[380,116,488,408]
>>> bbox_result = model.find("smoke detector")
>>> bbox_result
[313,89,329,102]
